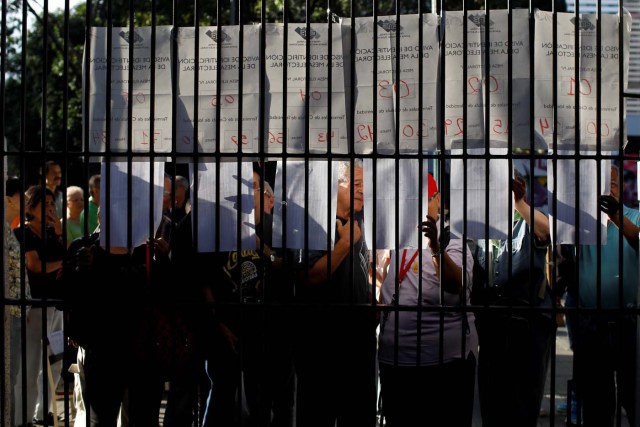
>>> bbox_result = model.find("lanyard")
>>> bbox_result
[398,249,419,283]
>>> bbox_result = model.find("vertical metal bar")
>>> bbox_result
[237,0,246,416]
[436,0,446,369]
[61,0,72,417]
[146,0,157,256]
[417,0,425,370]
[570,0,585,421]
[393,0,404,367]
[550,0,562,421]
[40,0,53,418]
[281,0,289,283]
[82,0,93,240]
[169,0,180,257]
[303,0,313,296]
[105,0,113,254]
[81,1,93,423]
[17,16,28,412]
[191,0,201,291]
[0,0,6,416]
[214,0,222,260]
[460,0,470,372]
[615,2,626,427]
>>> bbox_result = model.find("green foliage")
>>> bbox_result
[4,1,86,154]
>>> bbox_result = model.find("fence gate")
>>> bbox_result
[2,0,640,426]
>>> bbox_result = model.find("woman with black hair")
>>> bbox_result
[14,185,66,426]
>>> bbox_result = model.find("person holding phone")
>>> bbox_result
[378,172,477,427]
[14,185,66,426]
[473,173,555,427]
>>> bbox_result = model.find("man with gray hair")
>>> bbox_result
[294,158,377,427]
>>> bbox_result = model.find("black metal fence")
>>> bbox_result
[2,0,639,426]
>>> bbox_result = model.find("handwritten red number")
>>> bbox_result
[567,78,592,96]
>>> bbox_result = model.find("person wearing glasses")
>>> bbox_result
[293,159,377,427]
[378,172,477,427]
[563,165,640,427]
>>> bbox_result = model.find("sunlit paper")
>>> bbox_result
[99,160,164,248]
[273,160,339,250]
[548,153,609,244]
[353,14,440,154]
[175,25,261,153]
[363,158,429,249]
[87,26,173,153]
[534,11,630,151]
[192,161,255,252]
[450,148,510,239]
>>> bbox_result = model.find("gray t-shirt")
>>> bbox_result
[378,234,478,366]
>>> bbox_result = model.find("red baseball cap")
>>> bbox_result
[427,173,438,199]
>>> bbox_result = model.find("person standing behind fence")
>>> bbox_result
[566,164,639,427]
[42,161,64,219]
[64,186,84,246]
[13,185,66,427]
[378,172,477,427]
[156,173,202,427]
[252,167,295,427]
[474,174,555,427]
[61,224,141,427]
[293,159,377,427]
[168,175,193,264]
[4,177,31,427]
[201,168,295,427]
[79,174,100,235]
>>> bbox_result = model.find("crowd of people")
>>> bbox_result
[3,158,638,427]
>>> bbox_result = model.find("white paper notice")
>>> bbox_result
[175,26,261,153]
[47,330,65,356]
[534,11,631,151]
[264,23,348,154]
[549,153,609,244]
[353,14,440,154]
[193,161,255,252]
[272,160,339,250]
[86,27,173,153]
[444,10,531,151]
[363,158,429,249]
[99,160,164,248]
[450,148,510,239]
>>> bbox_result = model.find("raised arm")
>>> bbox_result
[297,218,360,287]
[600,195,639,252]
[421,216,464,295]
[513,176,550,242]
